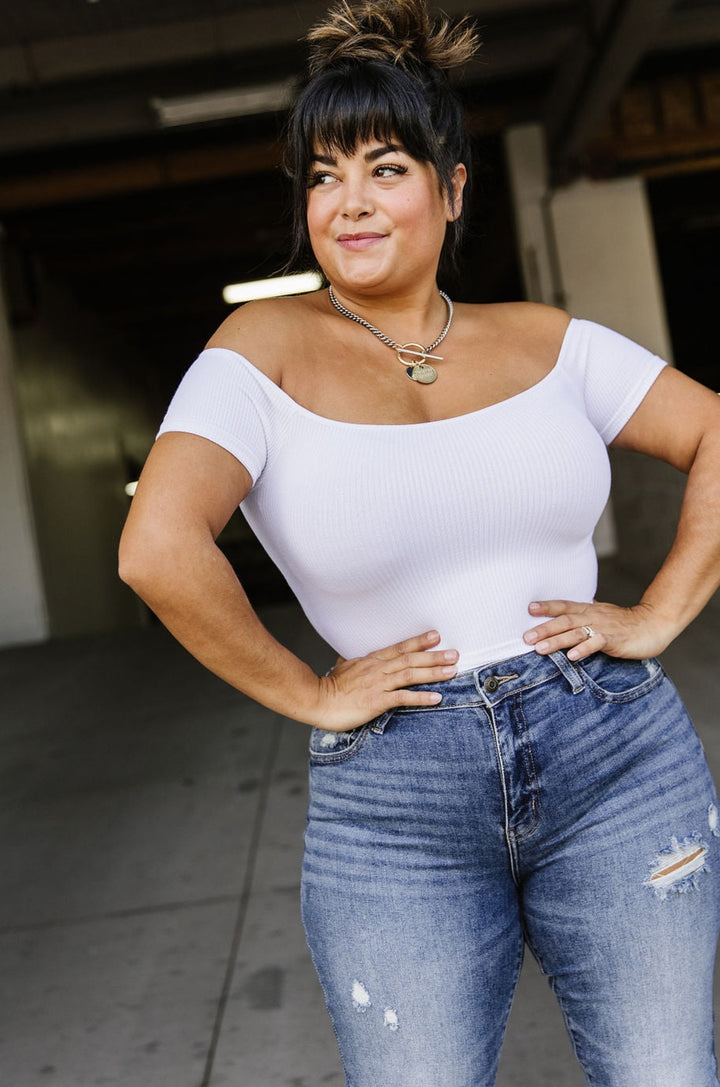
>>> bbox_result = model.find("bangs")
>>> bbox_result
[294,61,440,166]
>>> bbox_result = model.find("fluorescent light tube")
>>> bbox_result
[223,272,323,304]
[151,80,295,127]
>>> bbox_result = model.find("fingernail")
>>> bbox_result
[426,630,439,639]
[429,692,442,703]
[441,666,457,676]
[529,602,541,612]
[535,640,549,653]
[567,648,580,660]
[443,650,458,661]
[523,631,538,644]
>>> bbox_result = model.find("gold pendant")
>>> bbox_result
[395,342,442,384]
[407,363,438,384]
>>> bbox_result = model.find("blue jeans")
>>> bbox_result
[302,650,720,1086]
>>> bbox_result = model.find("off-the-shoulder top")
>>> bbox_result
[157,318,666,671]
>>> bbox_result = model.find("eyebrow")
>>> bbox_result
[311,143,406,166]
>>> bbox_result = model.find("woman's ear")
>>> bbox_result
[446,163,467,222]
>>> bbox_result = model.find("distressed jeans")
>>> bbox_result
[302,650,720,1086]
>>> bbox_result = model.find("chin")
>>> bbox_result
[332,260,399,291]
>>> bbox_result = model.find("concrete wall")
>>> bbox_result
[9,267,155,638]
[550,175,673,361]
[0,273,48,646]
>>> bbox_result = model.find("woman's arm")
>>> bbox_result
[523,365,720,661]
[119,432,457,728]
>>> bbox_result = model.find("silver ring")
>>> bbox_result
[581,625,595,639]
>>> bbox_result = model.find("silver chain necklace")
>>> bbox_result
[328,285,454,385]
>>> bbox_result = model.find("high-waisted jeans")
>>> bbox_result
[302,649,720,1086]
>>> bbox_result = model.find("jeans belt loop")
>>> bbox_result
[550,649,586,694]
[370,710,393,735]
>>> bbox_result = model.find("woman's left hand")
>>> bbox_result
[523,599,676,662]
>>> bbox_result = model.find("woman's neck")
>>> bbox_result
[326,281,450,348]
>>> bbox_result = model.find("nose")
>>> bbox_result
[340,175,372,221]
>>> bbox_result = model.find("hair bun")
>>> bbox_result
[306,0,480,77]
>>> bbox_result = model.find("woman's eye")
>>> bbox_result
[307,171,335,187]
[374,164,407,178]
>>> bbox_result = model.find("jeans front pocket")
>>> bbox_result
[308,722,372,765]
[574,652,665,703]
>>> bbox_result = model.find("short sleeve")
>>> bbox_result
[156,348,271,483]
[567,320,667,444]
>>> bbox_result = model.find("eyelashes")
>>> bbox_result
[306,171,334,188]
[374,164,408,178]
[306,163,409,188]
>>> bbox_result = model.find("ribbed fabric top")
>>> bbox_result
[158,318,666,671]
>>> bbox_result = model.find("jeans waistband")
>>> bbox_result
[387,649,585,719]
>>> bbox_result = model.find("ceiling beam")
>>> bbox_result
[0,5,323,91]
[0,0,569,92]
[544,0,677,174]
[0,16,570,158]
[0,140,282,213]
[653,6,720,53]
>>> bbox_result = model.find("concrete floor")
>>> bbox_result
[1,561,719,1087]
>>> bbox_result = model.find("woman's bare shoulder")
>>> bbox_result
[205,292,325,384]
[463,300,570,337]
[463,301,570,364]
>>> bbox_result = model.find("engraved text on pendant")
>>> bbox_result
[407,363,438,384]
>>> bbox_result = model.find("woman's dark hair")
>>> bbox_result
[283,0,479,280]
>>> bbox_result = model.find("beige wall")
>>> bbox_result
[550,175,673,361]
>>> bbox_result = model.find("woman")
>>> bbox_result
[119,1,720,1083]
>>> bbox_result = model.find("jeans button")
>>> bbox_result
[484,676,500,693]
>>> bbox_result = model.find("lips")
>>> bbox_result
[336,232,386,251]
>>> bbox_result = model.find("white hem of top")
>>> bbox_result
[454,641,539,675]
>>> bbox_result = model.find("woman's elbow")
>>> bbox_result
[118,522,169,593]
[118,529,148,591]
[118,515,209,596]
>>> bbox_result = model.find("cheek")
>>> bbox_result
[305,201,319,239]
[305,215,328,261]
[407,205,447,252]
[399,187,447,232]
[305,193,330,239]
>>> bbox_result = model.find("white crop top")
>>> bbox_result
[157,318,666,672]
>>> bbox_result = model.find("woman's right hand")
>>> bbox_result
[312,630,459,732]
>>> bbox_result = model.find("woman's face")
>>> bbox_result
[305,138,465,297]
